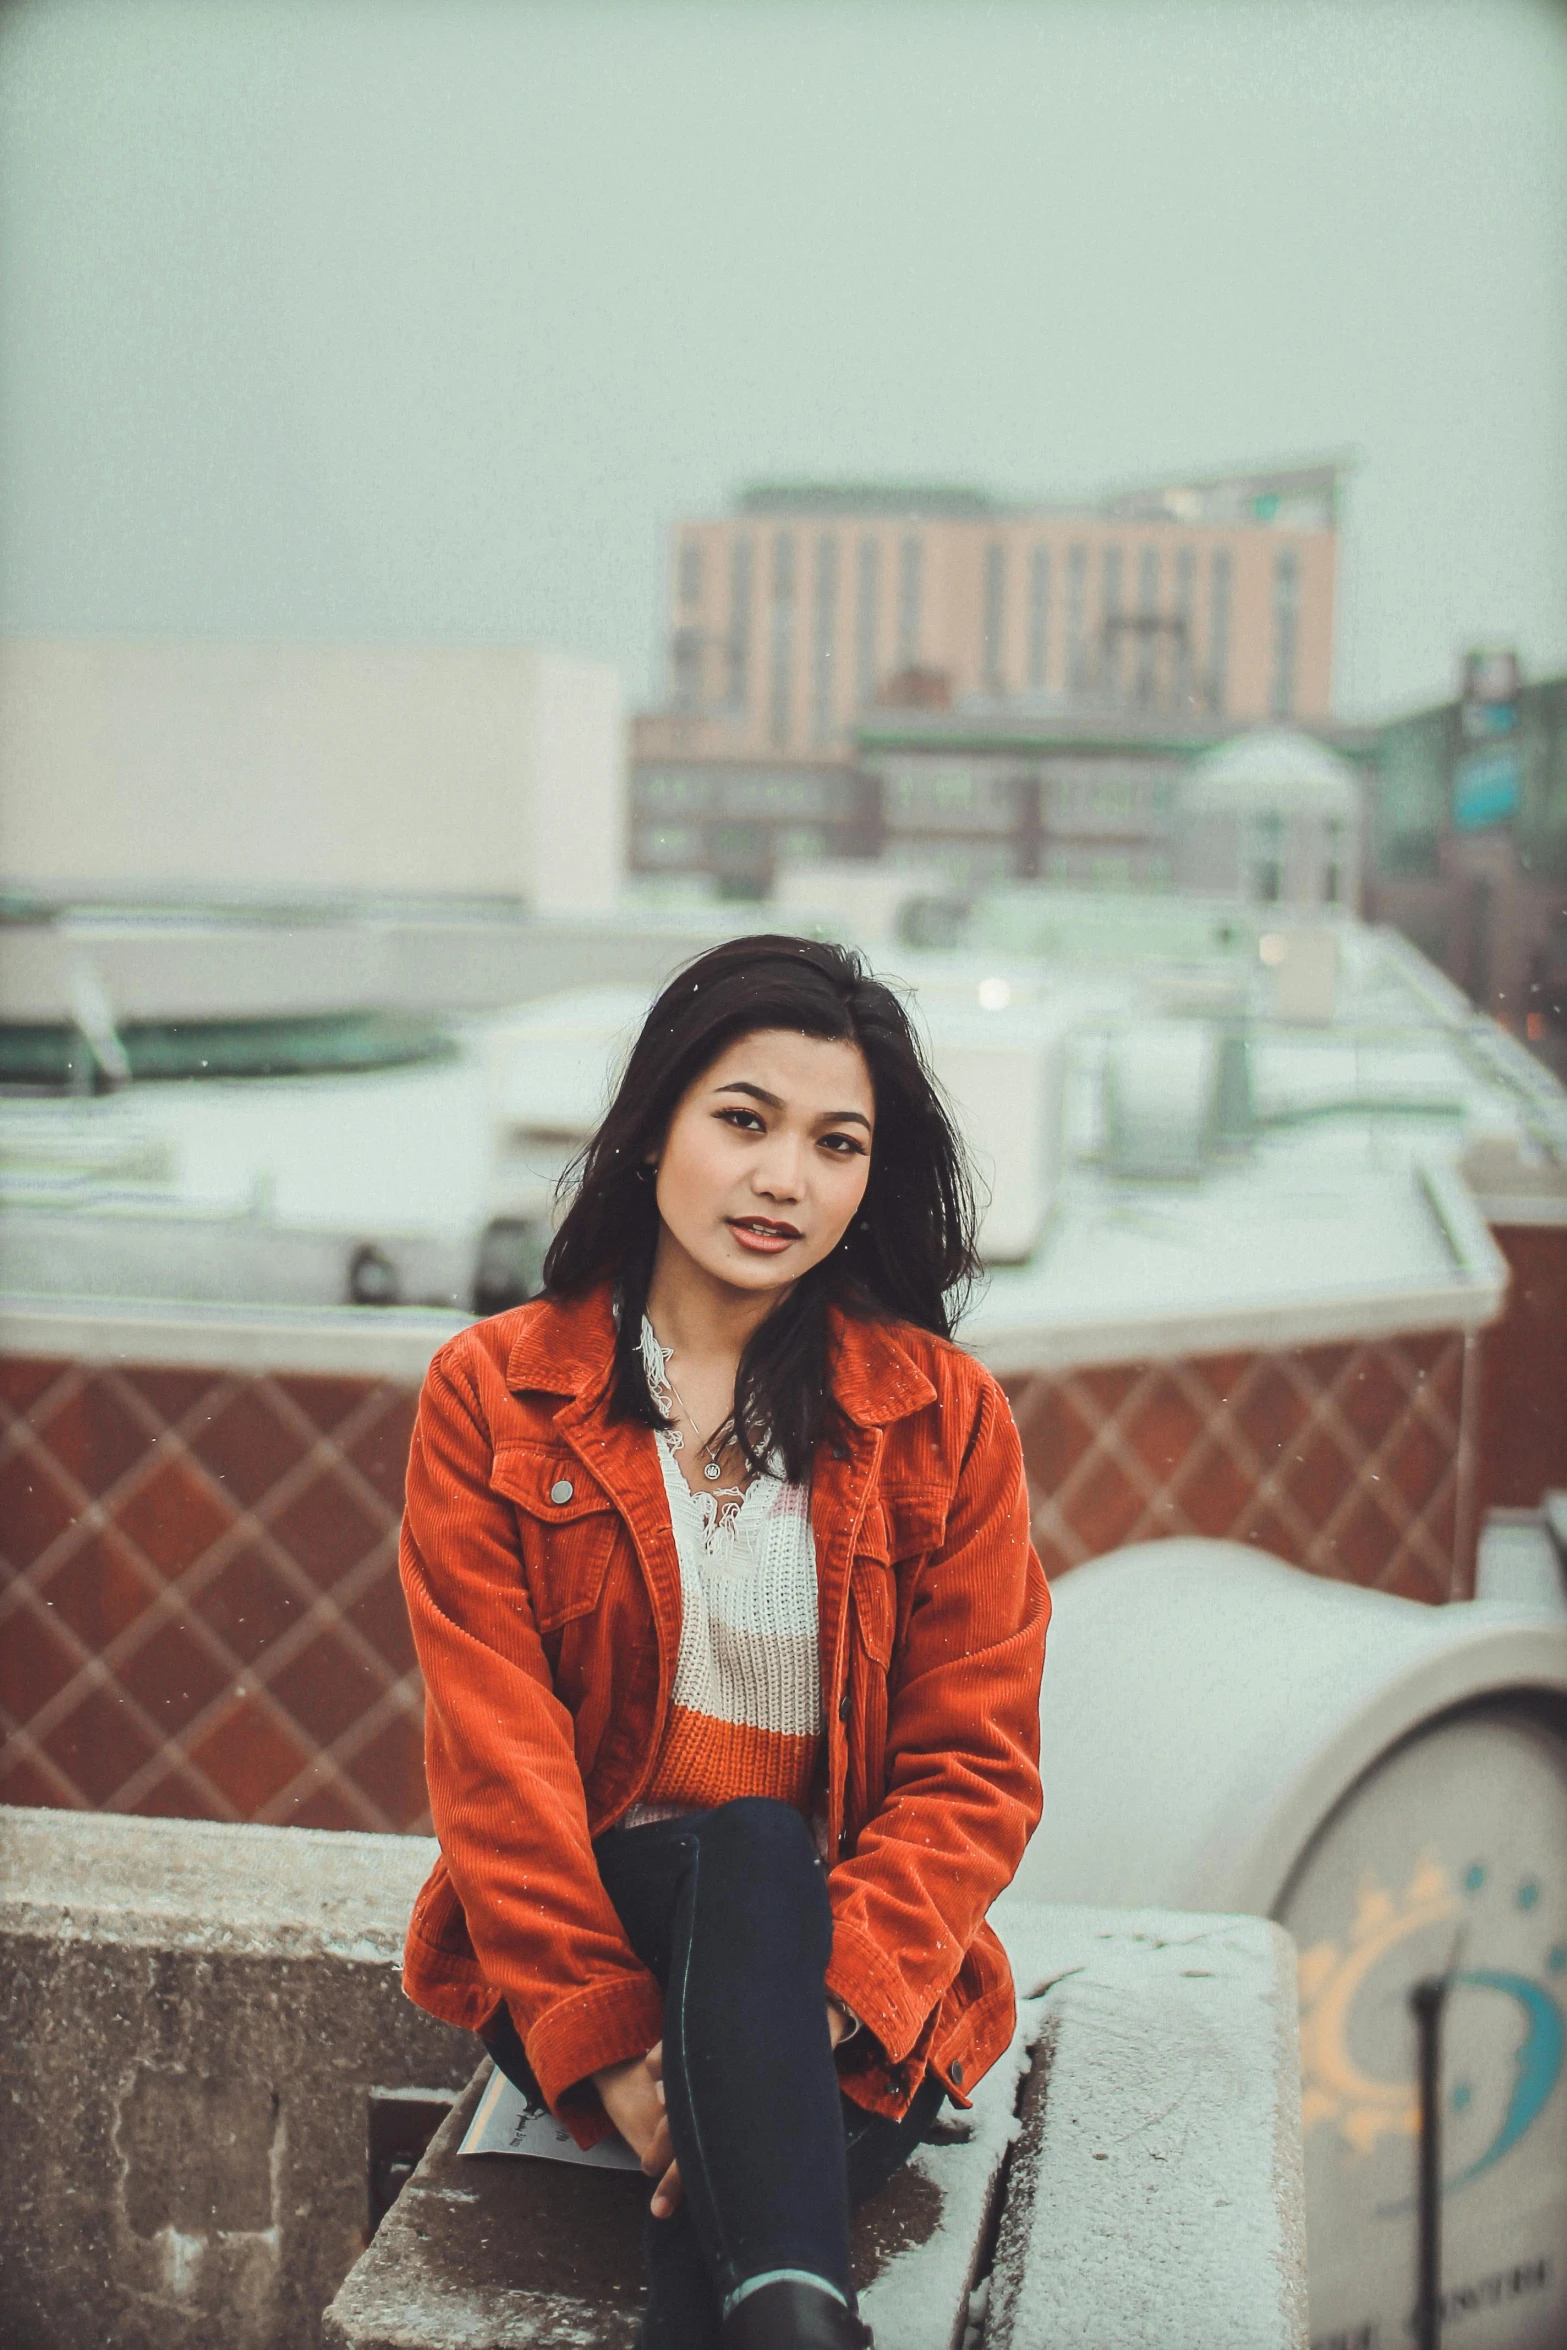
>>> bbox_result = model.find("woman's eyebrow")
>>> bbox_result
[714,1079,782,1108]
[714,1079,872,1131]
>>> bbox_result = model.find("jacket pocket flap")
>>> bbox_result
[882,1484,949,1561]
[490,1444,615,1523]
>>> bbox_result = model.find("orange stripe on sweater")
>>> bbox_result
[643,1706,820,1814]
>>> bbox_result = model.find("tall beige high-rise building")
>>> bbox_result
[636,462,1341,765]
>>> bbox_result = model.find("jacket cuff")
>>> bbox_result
[825,1916,932,2065]
[523,1972,666,2140]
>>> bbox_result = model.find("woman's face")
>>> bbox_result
[652,1027,876,1299]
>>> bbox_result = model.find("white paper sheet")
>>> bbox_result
[457,2064,644,2169]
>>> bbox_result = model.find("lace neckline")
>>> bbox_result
[640,1316,778,1550]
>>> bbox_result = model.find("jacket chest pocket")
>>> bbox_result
[842,1488,948,1839]
[853,1488,947,1659]
[490,1444,621,1631]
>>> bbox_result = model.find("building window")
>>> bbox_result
[1100,544,1125,701]
[1208,547,1233,717]
[670,629,702,709]
[727,535,754,710]
[776,825,829,866]
[897,533,924,668]
[638,770,712,815]
[1270,547,1300,719]
[1027,546,1052,692]
[712,821,769,871]
[1323,818,1344,905]
[884,767,1019,833]
[1065,544,1089,696]
[635,821,705,868]
[1134,546,1161,710]
[1252,810,1283,903]
[768,532,797,749]
[982,541,1007,694]
[1171,546,1196,711]
[677,537,703,609]
[718,773,835,819]
[854,538,881,707]
[811,533,840,747]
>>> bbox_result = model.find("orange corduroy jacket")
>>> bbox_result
[399,1284,1050,2145]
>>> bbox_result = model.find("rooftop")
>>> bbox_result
[3,893,1560,1370]
[729,455,1347,530]
[1183,728,1363,817]
[736,480,998,518]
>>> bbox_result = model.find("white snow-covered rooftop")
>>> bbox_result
[2,898,1562,1367]
[968,1147,1503,1371]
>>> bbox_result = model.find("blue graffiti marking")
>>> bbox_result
[1442,1972,1564,2192]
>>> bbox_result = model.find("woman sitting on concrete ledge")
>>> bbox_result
[397,934,1051,2350]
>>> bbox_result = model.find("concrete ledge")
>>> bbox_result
[0,1808,474,2350]
[0,1292,470,1380]
[1,1812,1305,2350]
[984,1902,1307,2350]
[324,1902,1306,2350]
[323,2029,1029,2350]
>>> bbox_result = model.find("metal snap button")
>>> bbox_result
[950,2060,965,2086]
[549,1478,574,1505]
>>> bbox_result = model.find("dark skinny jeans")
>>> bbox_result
[482,1797,943,2346]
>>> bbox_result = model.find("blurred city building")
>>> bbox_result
[1365,653,1567,1069]
[629,459,1344,895]
[852,708,1376,903]
[0,637,626,915]
[3,888,1565,1837]
[1174,729,1363,909]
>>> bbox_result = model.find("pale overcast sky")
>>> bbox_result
[1,0,1563,717]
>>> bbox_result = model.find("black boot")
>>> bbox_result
[721,2278,872,2349]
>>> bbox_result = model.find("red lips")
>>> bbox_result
[727,1217,803,1252]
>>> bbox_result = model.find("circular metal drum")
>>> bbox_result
[1011,1541,1567,2349]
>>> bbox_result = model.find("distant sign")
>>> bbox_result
[1461,646,1521,745]
[1463,647,1521,704]
[1454,748,1522,832]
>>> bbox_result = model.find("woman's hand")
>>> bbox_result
[595,2008,848,2217]
[592,2043,681,2217]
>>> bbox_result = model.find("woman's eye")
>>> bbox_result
[820,1133,868,1156]
[717,1107,765,1132]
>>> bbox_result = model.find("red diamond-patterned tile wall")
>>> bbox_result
[0,1328,1478,1826]
[0,1356,426,1830]
[1001,1329,1476,1607]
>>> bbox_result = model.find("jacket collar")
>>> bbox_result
[505,1282,936,1430]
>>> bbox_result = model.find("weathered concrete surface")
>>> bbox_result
[322,2027,1033,2350]
[324,1902,1306,2350]
[0,1806,474,2350]
[984,1902,1307,2350]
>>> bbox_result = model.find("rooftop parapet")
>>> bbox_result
[322,1900,1306,2350]
[0,1806,473,2350]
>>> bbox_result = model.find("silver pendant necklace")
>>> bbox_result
[657,1355,734,1481]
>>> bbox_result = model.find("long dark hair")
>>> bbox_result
[541,934,979,1480]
